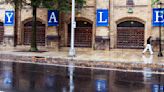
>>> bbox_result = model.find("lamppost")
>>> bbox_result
[68,63,74,92]
[157,71,161,92]
[69,0,76,57]
[157,1,163,57]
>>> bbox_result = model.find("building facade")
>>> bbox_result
[0,0,163,51]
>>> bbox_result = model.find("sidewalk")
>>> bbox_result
[0,46,164,71]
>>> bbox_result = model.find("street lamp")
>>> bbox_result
[157,1,163,57]
[68,63,74,92]
[69,0,76,57]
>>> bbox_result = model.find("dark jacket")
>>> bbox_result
[147,37,151,44]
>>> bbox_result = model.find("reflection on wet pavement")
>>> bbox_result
[0,61,163,92]
[142,55,153,64]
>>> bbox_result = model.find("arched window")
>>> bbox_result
[118,21,144,27]
[126,0,134,6]
[117,20,144,49]
[23,20,45,46]
[0,22,4,43]
[68,20,93,47]
[0,22,3,26]
[24,21,45,27]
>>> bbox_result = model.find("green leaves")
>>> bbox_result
[5,0,86,12]
[58,0,86,13]
[41,0,57,9]
[151,0,159,7]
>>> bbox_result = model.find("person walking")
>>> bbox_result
[142,36,153,54]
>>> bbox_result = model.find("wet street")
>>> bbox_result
[0,61,163,92]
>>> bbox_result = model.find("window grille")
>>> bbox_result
[126,0,134,6]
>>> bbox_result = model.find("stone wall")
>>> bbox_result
[95,0,110,50]
[20,8,58,49]
[0,0,164,51]
[0,3,14,46]
[60,0,96,48]
[110,0,152,48]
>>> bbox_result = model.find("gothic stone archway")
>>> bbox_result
[0,22,4,44]
[117,21,144,49]
[23,21,46,46]
[68,20,92,47]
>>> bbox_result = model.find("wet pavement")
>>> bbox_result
[0,61,163,92]
[1,46,164,63]
[0,47,164,72]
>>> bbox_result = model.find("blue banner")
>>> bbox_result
[95,80,107,92]
[96,9,108,26]
[4,11,15,26]
[48,10,59,26]
[152,84,164,92]
[152,8,164,26]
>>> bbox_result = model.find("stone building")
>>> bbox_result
[110,0,163,50]
[0,2,15,46]
[0,0,163,51]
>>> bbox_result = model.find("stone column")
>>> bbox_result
[3,5,15,47]
[92,0,96,50]
[3,26,14,47]
[109,0,115,49]
[17,8,22,45]
[95,0,110,50]
[146,0,152,42]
